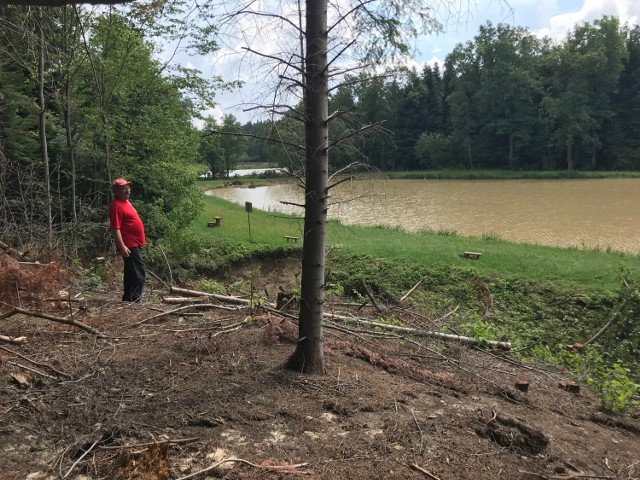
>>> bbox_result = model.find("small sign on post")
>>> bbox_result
[245,202,252,239]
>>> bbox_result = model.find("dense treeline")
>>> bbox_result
[247,17,640,172]
[0,5,226,253]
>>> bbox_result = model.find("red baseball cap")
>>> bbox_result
[112,178,131,187]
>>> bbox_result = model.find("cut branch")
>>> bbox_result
[0,345,70,377]
[174,458,309,480]
[585,295,634,345]
[163,296,211,304]
[360,279,381,312]
[280,200,306,209]
[327,314,511,350]
[0,334,27,345]
[0,306,103,337]
[400,279,423,302]
[132,303,241,326]
[169,286,269,306]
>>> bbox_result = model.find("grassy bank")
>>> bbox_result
[172,194,640,410]
[193,195,640,292]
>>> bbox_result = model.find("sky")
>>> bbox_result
[186,0,640,125]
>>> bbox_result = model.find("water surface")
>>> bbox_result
[207,178,640,254]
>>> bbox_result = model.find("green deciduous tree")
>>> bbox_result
[474,23,542,169]
[615,25,640,169]
[542,17,626,170]
[198,116,225,178]
[445,41,480,169]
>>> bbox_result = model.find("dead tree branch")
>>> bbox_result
[585,294,634,346]
[0,334,27,345]
[0,306,103,337]
[174,458,309,480]
[0,345,70,377]
[400,278,423,302]
[131,303,242,327]
[327,313,511,350]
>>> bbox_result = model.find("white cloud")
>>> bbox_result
[535,0,640,40]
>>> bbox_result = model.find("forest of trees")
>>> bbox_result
[247,17,640,173]
[1,5,639,255]
[0,5,242,253]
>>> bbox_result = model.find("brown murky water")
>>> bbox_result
[208,178,640,254]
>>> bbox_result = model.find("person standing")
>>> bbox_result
[109,178,146,303]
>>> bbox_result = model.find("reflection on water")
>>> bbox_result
[207,178,640,254]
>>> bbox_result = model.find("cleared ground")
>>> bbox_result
[1,256,639,480]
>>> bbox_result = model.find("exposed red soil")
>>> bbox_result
[1,255,639,480]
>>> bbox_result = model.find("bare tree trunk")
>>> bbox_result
[285,0,327,374]
[63,7,78,226]
[37,8,53,252]
[508,129,515,169]
[0,146,7,229]
[566,136,574,171]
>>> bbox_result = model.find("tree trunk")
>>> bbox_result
[566,136,574,171]
[37,8,53,252]
[63,7,78,226]
[508,129,515,169]
[285,0,327,374]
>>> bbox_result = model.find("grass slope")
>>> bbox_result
[194,195,640,293]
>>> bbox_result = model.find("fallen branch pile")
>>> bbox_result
[159,285,511,351]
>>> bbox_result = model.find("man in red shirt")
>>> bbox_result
[109,178,146,303]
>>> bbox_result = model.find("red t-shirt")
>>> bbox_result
[109,199,146,248]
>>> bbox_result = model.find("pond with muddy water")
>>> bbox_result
[207,178,640,254]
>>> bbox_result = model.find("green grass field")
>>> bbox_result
[193,194,640,293]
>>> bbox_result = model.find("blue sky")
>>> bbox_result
[190,0,640,124]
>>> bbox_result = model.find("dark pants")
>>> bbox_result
[123,246,145,302]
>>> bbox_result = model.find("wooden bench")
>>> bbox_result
[207,216,222,227]
[461,251,482,259]
[284,235,300,243]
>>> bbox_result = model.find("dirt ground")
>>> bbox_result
[1,255,639,480]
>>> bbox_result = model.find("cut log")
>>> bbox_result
[163,296,211,304]
[169,286,275,307]
[325,313,511,350]
[0,240,23,258]
[0,334,28,345]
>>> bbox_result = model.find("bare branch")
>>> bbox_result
[228,9,303,35]
[242,47,303,75]
[202,130,303,151]
[329,161,371,181]
[0,305,103,337]
[280,200,305,209]
[328,121,385,150]
[328,70,396,90]
[279,74,304,89]
[325,38,359,74]
[327,0,379,35]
